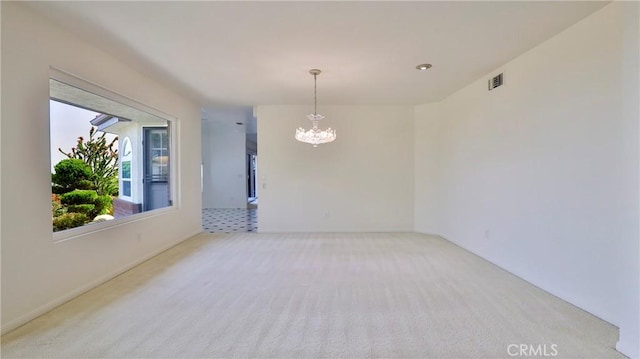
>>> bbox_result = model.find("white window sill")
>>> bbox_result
[52,205,177,243]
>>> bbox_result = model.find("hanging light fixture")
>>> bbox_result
[295,69,336,147]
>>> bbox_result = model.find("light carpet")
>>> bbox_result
[1,232,624,358]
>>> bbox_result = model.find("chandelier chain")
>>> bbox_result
[313,73,317,115]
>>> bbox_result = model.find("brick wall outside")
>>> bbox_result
[113,198,142,219]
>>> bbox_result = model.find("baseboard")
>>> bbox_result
[617,338,639,359]
[257,228,415,233]
[414,230,442,238]
[415,230,631,358]
[1,230,202,336]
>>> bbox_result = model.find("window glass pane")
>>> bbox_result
[122,181,132,197]
[122,161,131,179]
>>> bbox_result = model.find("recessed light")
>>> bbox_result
[416,63,432,71]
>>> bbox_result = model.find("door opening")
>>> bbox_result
[143,127,170,211]
[247,153,257,208]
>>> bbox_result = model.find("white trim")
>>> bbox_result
[53,206,177,243]
[2,231,204,335]
[169,117,181,210]
[49,67,176,122]
[49,67,181,241]
[616,339,638,359]
[257,228,415,233]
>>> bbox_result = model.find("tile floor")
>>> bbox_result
[202,208,258,233]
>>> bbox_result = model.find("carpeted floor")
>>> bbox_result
[1,232,624,358]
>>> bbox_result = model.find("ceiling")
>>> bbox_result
[28,1,609,107]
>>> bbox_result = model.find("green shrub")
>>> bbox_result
[56,191,112,225]
[67,204,96,216]
[51,158,95,194]
[59,127,118,196]
[61,189,98,205]
[94,195,113,216]
[52,194,66,217]
[53,212,89,232]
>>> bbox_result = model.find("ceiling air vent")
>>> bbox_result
[488,73,503,91]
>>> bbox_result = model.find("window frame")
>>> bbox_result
[50,67,179,242]
[120,137,133,199]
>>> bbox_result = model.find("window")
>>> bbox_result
[50,75,174,234]
[121,137,133,197]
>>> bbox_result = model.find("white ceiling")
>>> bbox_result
[28,1,609,107]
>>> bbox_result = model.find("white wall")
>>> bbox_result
[201,119,247,208]
[1,2,202,334]
[2,2,637,357]
[414,103,443,235]
[257,105,414,232]
[414,2,639,357]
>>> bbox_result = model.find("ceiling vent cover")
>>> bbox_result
[488,73,503,91]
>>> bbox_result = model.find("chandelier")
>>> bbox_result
[295,69,336,147]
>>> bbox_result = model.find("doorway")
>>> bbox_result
[247,153,257,208]
[143,127,170,211]
[201,106,258,233]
